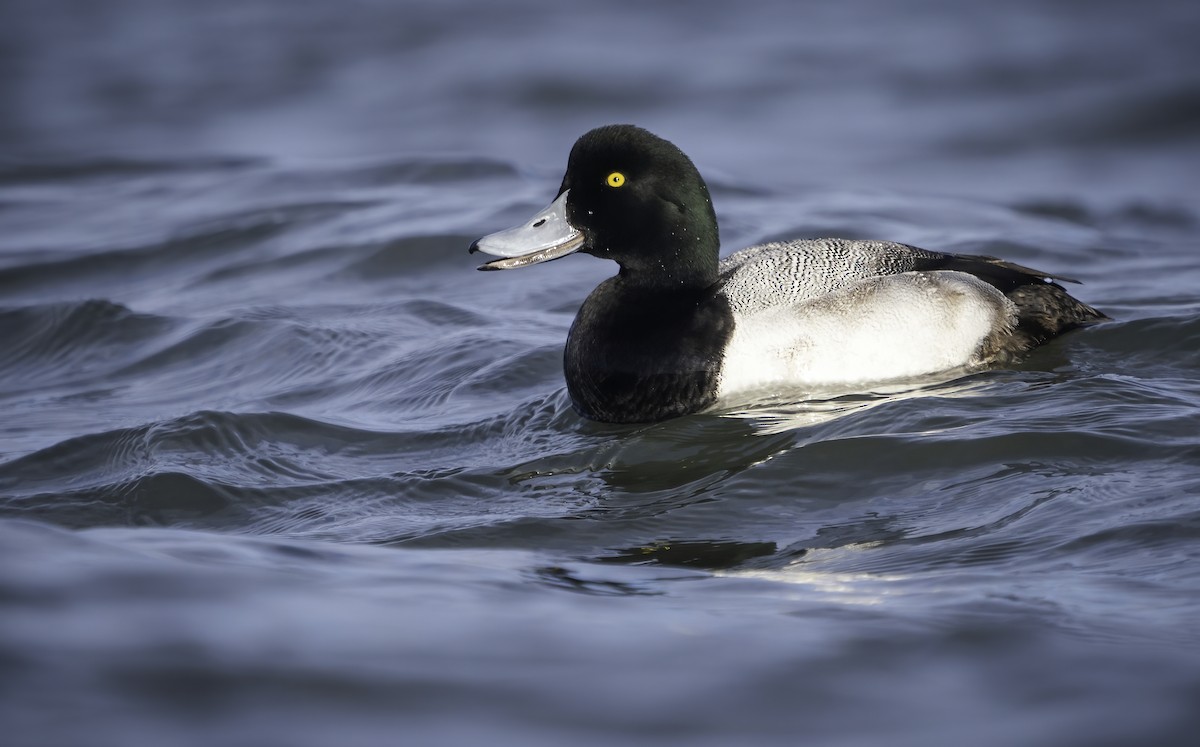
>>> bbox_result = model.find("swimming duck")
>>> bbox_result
[469,125,1106,424]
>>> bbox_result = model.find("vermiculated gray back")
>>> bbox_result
[717,239,942,315]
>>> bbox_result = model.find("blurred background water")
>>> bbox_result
[2,1,1199,745]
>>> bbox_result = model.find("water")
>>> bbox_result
[3,1,1200,745]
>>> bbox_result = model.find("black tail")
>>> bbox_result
[1004,281,1108,353]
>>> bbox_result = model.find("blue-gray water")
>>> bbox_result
[3,1,1200,745]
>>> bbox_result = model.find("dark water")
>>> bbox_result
[3,1,1200,745]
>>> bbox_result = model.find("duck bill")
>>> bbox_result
[469,190,584,270]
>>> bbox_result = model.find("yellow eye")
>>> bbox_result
[606,172,626,188]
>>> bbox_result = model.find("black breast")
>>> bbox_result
[563,279,734,423]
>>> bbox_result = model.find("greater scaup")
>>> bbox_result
[469,124,1107,423]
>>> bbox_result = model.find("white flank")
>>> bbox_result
[716,270,1015,399]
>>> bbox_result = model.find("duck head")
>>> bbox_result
[470,125,721,287]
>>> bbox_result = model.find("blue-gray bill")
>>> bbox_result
[469,190,584,270]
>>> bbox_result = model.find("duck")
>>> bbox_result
[469,124,1107,424]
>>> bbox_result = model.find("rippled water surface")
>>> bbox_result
[3,1,1200,745]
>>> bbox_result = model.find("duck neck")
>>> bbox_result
[615,233,721,292]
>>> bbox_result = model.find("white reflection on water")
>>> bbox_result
[717,373,995,435]
[720,543,906,606]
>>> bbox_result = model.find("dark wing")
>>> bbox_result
[907,249,1082,293]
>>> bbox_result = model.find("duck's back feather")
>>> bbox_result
[717,239,940,315]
